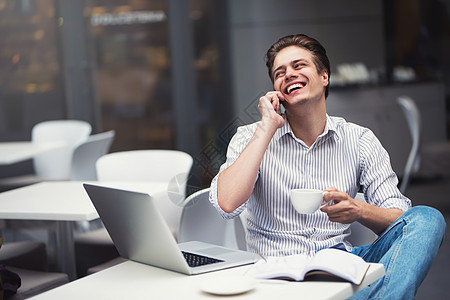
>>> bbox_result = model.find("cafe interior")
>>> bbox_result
[0,0,449,298]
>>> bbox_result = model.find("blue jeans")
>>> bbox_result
[348,206,446,300]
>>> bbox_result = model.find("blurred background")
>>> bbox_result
[1,0,449,190]
[0,0,449,297]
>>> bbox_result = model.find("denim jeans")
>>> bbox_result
[348,206,446,300]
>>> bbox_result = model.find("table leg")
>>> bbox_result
[55,221,77,280]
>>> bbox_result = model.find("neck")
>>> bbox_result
[285,100,327,147]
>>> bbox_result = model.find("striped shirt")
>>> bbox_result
[209,115,411,257]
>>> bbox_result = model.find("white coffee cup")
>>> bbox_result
[290,189,327,214]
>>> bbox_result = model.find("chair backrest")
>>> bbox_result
[96,149,193,185]
[178,188,243,250]
[347,193,378,246]
[96,149,194,235]
[235,209,249,251]
[70,130,115,181]
[397,96,421,194]
[31,120,92,180]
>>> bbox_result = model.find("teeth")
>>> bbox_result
[287,83,304,94]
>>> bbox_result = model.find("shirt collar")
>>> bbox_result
[275,114,341,142]
[324,114,341,141]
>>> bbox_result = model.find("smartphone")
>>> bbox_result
[278,100,286,115]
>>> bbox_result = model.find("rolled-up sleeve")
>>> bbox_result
[359,129,412,211]
[209,123,258,219]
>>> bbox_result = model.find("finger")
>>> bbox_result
[273,91,285,101]
[266,91,284,103]
[266,92,280,111]
[321,198,350,214]
[327,216,340,223]
[259,100,276,117]
[324,204,346,215]
[265,90,283,98]
[323,190,349,203]
[323,205,346,220]
[273,92,286,112]
[323,187,337,202]
[321,207,341,222]
[260,93,280,114]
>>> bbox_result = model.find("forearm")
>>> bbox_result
[217,123,277,213]
[358,202,404,235]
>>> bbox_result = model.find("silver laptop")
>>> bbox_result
[83,183,257,275]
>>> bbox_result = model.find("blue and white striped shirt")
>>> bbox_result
[209,115,411,257]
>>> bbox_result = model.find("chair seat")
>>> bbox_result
[0,240,48,272]
[5,266,69,299]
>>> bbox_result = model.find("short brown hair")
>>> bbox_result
[265,34,331,98]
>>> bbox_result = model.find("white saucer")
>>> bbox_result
[200,276,257,296]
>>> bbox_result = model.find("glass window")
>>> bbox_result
[86,0,233,187]
[385,0,450,86]
[189,0,234,188]
[0,0,64,140]
[85,0,173,151]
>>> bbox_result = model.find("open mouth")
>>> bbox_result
[285,82,306,95]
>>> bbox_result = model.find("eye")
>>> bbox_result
[274,71,284,79]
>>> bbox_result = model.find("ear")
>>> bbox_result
[321,71,329,87]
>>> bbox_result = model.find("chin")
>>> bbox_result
[287,94,309,104]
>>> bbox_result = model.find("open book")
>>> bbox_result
[246,248,369,285]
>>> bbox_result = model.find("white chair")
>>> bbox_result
[1,120,92,267]
[71,130,116,233]
[397,96,421,194]
[96,149,193,183]
[96,149,193,232]
[96,150,194,225]
[235,210,249,251]
[0,240,69,298]
[75,149,193,277]
[178,188,245,250]
[0,120,92,190]
[32,120,92,180]
[70,130,115,181]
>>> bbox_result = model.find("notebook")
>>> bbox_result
[83,183,258,275]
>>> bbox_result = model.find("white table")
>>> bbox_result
[0,141,66,165]
[0,181,177,280]
[30,260,385,299]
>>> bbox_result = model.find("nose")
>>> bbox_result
[284,66,297,80]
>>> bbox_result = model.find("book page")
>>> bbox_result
[246,248,369,284]
[304,248,369,285]
[245,254,310,281]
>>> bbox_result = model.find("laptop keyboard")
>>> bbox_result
[182,251,224,267]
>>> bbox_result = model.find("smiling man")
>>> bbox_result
[209,34,446,299]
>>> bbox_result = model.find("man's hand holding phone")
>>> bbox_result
[258,91,285,131]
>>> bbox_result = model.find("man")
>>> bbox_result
[209,34,446,299]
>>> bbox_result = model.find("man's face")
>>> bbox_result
[272,46,328,106]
